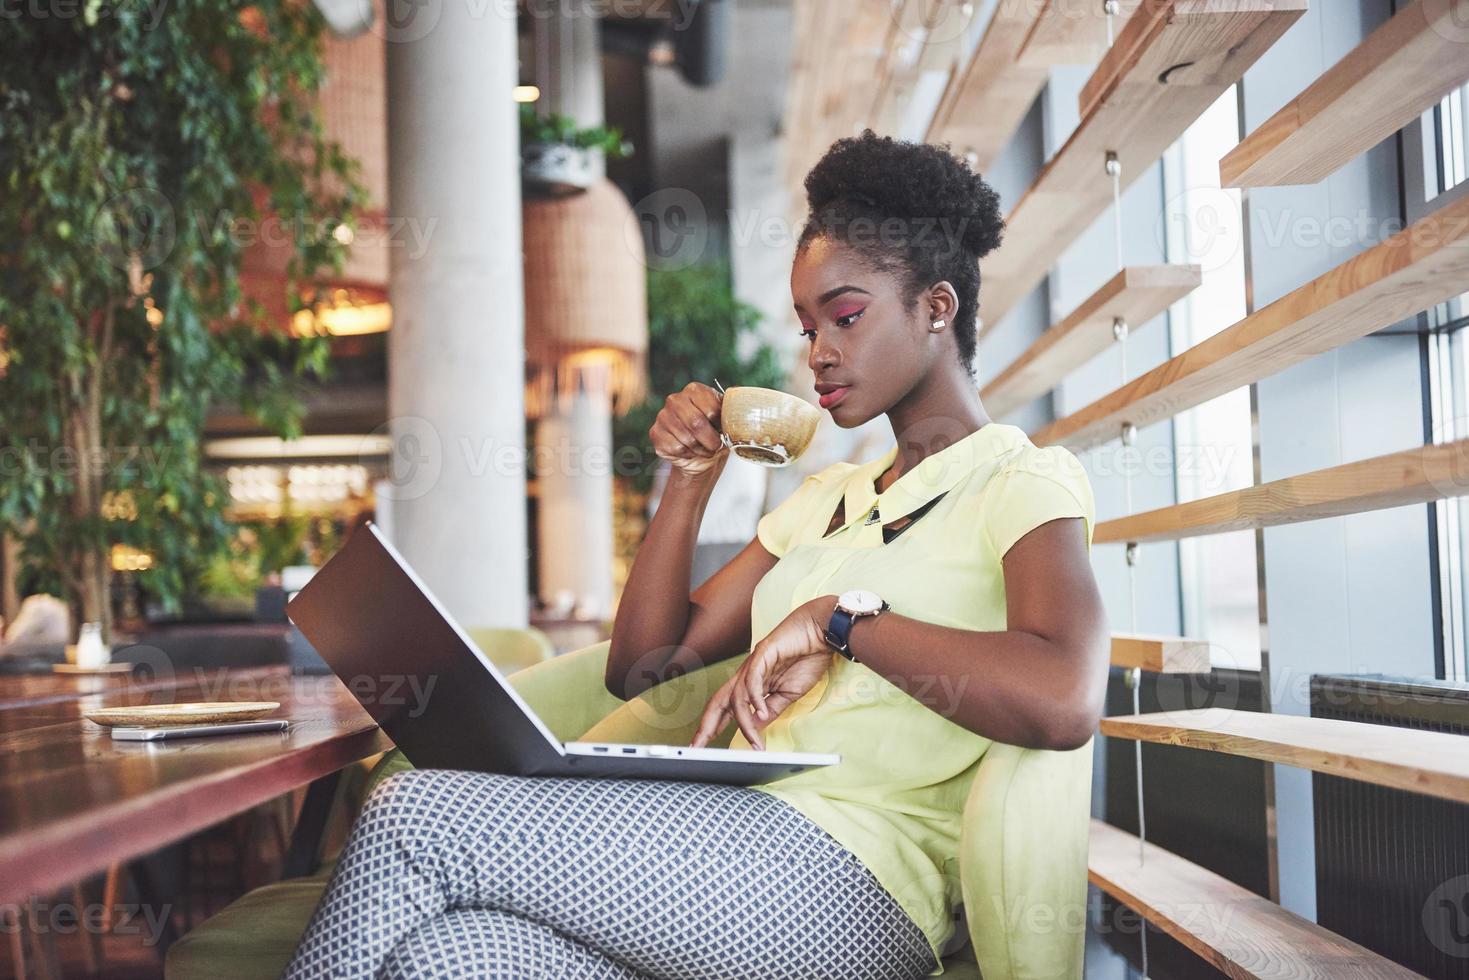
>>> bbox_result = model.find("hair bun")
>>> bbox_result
[803,129,1004,259]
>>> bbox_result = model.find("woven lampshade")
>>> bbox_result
[238,13,388,333]
[522,177,649,417]
[319,12,388,291]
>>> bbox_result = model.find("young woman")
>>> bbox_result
[282,130,1109,980]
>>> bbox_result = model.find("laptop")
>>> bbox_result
[286,523,840,786]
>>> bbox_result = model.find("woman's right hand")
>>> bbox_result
[651,382,727,476]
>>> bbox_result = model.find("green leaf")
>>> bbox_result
[0,0,367,630]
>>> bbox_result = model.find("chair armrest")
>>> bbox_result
[505,640,629,742]
[961,739,1092,980]
[577,651,747,748]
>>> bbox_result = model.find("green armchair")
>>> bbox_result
[167,639,1090,980]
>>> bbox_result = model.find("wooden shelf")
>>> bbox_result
[1090,819,1428,979]
[924,0,1103,172]
[981,265,1200,418]
[870,0,973,135]
[783,1,895,191]
[1095,439,1469,545]
[1035,191,1469,453]
[1220,0,1469,187]
[1100,709,1469,805]
[1016,0,1143,70]
[977,0,1303,334]
[1111,632,1211,673]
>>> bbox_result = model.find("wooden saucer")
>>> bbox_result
[52,662,135,675]
[84,702,281,727]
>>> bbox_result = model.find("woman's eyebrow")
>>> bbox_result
[794,284,872,312]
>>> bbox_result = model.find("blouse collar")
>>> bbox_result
[838,422,1029,532]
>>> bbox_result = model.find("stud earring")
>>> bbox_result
[930,318,946,332]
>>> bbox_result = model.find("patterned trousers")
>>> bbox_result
[281,769,938,979]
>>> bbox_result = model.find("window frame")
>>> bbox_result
[1413,83,1469,683]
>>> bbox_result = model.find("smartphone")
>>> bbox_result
[110,718,290,741]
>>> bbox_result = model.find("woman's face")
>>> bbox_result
[791,236,937,428]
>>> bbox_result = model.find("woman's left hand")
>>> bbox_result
[689,595,839,750]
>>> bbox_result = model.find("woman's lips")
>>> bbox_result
[818,386,851,410]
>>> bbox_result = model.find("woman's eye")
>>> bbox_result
[835,309,865,328]
[799,327,817,342]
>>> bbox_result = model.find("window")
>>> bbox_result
[1421,81,1469,683]
[1433,82,1468,195]
[1159,85,1262,672]
[1413,82,1469,323]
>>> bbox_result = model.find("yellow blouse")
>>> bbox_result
[729,422,1095,974]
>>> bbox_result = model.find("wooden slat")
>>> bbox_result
[1111,632,1212,673]
[925,0,1146,168]
[978,0,1304,334]
[1220,0,1469,187]
[871,0,973,134]
[980,264,1200,418]
[923,2,1055,170]
[1096,439,1469,544]
[1016,0,1143,69]
[784,1,894,191]
[916,0,972,75]
[868,0,938,134]
[1100,708,1469,805]
[1035,191,1469,452]
[1090,819,1428,979]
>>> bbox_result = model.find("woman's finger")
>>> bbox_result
[745,646,774,720]
[690,673,741,747]
[759,689,800,721]
[726,668,766,750]
[689,697,730,748]
[652,417,704,458]
[686,384,723,428]
[669,399,724,454]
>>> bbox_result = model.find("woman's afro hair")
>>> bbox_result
[799,129,1005,372]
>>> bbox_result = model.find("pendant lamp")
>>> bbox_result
[522,177,649,417]
[238,17,389,336]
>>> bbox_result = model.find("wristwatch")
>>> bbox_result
[823,589,889,662]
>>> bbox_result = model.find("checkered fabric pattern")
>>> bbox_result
[281,769,937,979]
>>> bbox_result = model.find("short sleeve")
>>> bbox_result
[756,466,845,558]
[982,445,1095,559]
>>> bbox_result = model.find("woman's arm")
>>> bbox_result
[606,467,778,700]
[605,382,778,700]
[701,514,1110,752]
[842,516,1109,750]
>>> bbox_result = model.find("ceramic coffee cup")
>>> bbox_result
[719,386,821,467]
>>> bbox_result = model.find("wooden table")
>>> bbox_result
[0,673,389,906]
[0,664,289,712]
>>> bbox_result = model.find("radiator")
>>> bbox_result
[1311,673,1469,980]
[1098,668,1270,979]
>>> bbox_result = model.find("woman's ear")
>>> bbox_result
[926,281,960,328]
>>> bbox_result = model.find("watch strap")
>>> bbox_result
[824,597,889,662]
[823,605,858,660]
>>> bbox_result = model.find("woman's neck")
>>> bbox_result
[878,365,992,491]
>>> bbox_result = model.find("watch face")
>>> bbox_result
[839,589,884,615]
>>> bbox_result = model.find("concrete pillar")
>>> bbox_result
[534,0,606,183]
[528,0,617,619]
[385,0,527,628]
[534,385,614,619]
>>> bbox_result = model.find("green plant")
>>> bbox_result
[614,262,787,493]
[245,515,313,576]
[518,103,632,160]
[0,0,364,641]
[198,539,263,600]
